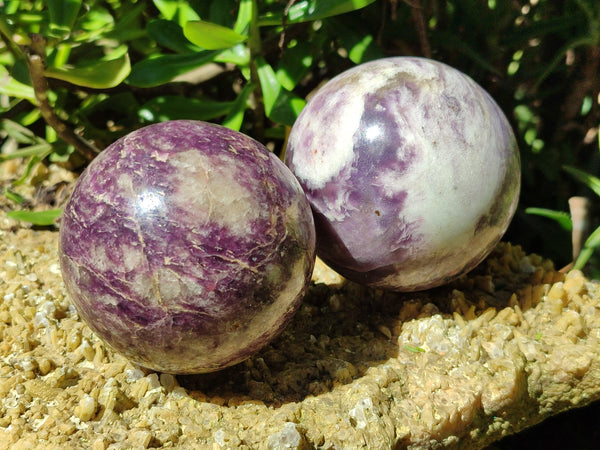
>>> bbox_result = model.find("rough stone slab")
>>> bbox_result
[1,229,599,449]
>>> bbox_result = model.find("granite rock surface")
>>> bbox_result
[1,229,600,449]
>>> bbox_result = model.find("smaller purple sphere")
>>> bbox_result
[286,57,520,291]
[59,120,316,374]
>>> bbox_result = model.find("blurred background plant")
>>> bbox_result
[1,0,599,276]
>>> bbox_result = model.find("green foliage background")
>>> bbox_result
[1,0,599,274]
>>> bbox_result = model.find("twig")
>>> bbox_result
[248,0,265,142]
[405,0,431,58]
[23,34,100,162]
[278,0,297,52]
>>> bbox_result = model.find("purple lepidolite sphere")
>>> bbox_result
[285,57,520,291]
[59,120,316,374]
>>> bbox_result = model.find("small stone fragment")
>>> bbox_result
[267,422,306,449]
[75,395,97,421]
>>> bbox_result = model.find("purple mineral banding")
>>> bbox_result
[286,57,520,292]
[59,120,316,374]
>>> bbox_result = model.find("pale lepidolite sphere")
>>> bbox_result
[60,120,316,374]
[286,57,520,291]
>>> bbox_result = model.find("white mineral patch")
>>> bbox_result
[168,150,260,236]
[267,422,304,449]
[288,91,362,190]
[289,62,409,190]
[349,397,375,429]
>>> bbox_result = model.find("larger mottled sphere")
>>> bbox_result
[59,120,316,374]
[286,57,520,291]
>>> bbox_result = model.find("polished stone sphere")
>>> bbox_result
[286,57,520,291]
[60,120,316,374]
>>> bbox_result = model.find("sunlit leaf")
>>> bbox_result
[525,207,573,231]
[233,0,254,35]
[404,345,426,353]
[4,188,26,205]
[183,20,247,50]
[573,247,595,271]
[259,0,378,26]
[564,165,600,198]
[77,6,114,37]
[574,225,600,270]
[44,49,131,89]
[276,42,313,91]
[584,225,600,249]
[1,119,44,145]
[256,57,305,126]
[13,149,54,186]
[152,0,200,26]
[221,83,254,131]
[0,143,53,161]
[47,0,82,36]
[0,65,36,102]
[6,209,62,226]
[333,17,383,64]
[214,44,250,67]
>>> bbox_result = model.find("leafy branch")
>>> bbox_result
[22,34,100,162]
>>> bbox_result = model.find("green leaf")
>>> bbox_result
[153,0,200,26]
[10,145,54,186]
[183,20,247,50]
[221,83,254,131]
[256,56,305,126]
[501,12,587,47]
[147,19,200,53]
[1,119,46,145]
[404,345,426,353]
[0,65,36,103]
[214,44,250,67]
[276,42,313,91]
[584,225,600,249]
[563,165,600,198]
[525,207,573,231]
[102,3,149,43]
[259,0,378,26]
[432,32,503,76]
[127,51,218,87]
[138,96,234,122]
[4,188,26,205]
[573,225,600,270]
[573,247,595,271]
[0,143,53,161]
[47,0,82,36]
[348,34,377,64]
[332,17,384,64]
[534,36,597,88]
[6,209,62,226]
[233,0,254,35]
[77,6,115,38]
[44,49,131,89]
